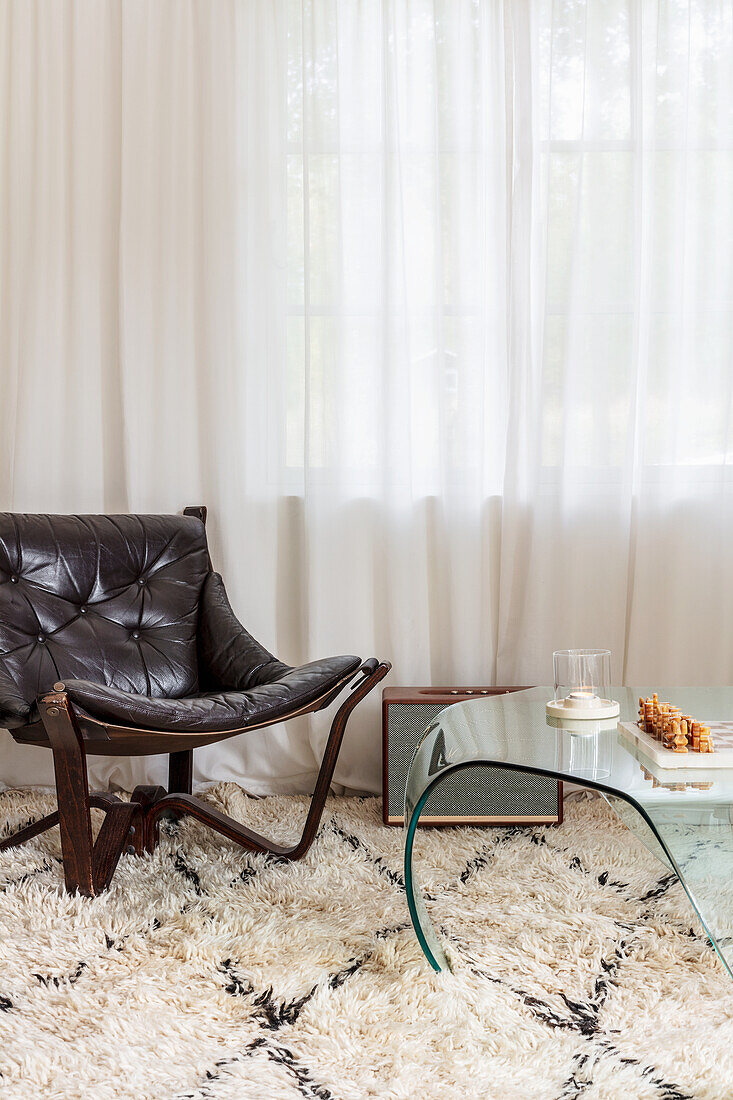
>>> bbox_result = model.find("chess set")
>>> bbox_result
[618,693,733,770]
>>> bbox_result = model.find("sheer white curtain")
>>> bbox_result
[1,1,732,796]
[505,0,733,685]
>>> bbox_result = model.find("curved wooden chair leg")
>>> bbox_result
[37,693,147,894]
[148,659,391,860]
[39,693,94,895]
[288,659,391,859]
[168,750,193,795]
[0,809,61,852]
[166,750,194,827]
[130,786,168,854]
[90,797,140,891]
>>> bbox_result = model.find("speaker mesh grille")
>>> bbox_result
[386,702,558,821]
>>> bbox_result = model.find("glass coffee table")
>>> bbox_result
[404,687,733,976]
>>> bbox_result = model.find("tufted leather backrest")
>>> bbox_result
[0,513,210,717]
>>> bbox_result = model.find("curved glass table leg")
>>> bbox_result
[404,779,452,972]
[602,791,733,980]
[405,764,733,978]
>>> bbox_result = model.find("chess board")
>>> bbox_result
[618,720,733,769]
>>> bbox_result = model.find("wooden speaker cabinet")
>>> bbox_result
[382,686,563,827]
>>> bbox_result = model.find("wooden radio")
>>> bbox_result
[382,686,562,826]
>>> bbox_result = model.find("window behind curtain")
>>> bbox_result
[284,0,733,486]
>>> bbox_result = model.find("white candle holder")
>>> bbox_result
[545,649,619,722]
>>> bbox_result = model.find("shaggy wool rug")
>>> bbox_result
[1,786,733,1100]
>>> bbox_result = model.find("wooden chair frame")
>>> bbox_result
[0,659,390,895]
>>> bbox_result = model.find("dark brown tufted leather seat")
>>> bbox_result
[0,509,390,894]
[0,512,360,734]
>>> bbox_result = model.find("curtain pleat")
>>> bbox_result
[2,1,733,796]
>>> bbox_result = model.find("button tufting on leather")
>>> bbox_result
[131,631,140,640]
[0,512,209,717]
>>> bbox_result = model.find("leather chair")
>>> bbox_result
[0,507,390,894]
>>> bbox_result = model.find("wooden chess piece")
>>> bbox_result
[672,719,687,753]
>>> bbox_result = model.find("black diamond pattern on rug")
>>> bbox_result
[1,786,733,1099]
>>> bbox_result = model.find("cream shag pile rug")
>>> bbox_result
[1,786,733,1100]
